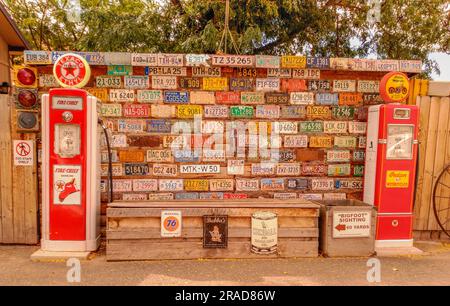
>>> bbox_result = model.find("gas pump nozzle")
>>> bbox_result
[98,118,114,203]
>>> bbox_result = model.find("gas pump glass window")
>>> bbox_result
[54,124,81,158]
[386,124,414,160]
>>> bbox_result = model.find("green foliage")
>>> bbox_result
[4,0,449,76]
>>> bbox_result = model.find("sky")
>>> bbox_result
[429,52,450,81]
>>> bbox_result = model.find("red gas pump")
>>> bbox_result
[364,72,419,249]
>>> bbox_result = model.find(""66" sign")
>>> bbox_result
[161,211,182,237]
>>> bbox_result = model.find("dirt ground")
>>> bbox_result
[0,242,449,286]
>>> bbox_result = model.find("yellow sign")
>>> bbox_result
[380,72,410,103]
[309,136,333,148]
[281,56,306,68]
[184,179,209,191]
[202,77,228,91]
[176,105,203,118]
[87,88,108,101]
[386,171,409,188]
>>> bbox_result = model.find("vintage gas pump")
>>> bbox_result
[364,72,419,249]
[38,53,106,253]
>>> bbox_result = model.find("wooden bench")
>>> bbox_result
[106,199,320,261]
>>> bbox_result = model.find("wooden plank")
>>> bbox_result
[428,98,449,231]
[107,207,319,218]
[416,97,440,230]
[413,96,431,230]
[107,227,319,239]
[441,98,450,231]
[110,216,318,229]
[24,134,38,244]
[106,239,318,261]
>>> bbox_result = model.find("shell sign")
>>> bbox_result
[53,53,91,88]
[379,71,410,103]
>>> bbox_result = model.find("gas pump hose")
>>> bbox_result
[98,119,114,203]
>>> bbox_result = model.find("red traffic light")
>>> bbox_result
[17,89,38,108]
[16,67,36,86]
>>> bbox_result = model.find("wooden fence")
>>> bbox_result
[414,96,450,241]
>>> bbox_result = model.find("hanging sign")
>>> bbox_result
[333,211,371,238]
[251,212,278,254]
[53,53,91,88]
[161,211,182,238]
[379,71,410,103]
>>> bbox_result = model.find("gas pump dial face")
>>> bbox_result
[54,124,81,158]
[386,124,414,160]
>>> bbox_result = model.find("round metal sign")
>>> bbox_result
[379,71,410,103]
[53,53,91,88]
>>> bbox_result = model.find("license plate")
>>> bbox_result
[376,59,399,71]
[107,65,132,76]
[265,93,289,104]
[306,57,330,69]
[179,77,202,89]
[316,93,339,105]
[118,150,145,162]
[173,150,200,162]
[236,179,259,191]
[309,136,333,148]
[353,165,365,177]
[131,53,158,66]
[152,76,177,89]
[202,121,225,133]
[150,105,175,118]
[363,93,384,105]
[256,78,280,91]
[227,160,245,175]
[281,55,306,68]
[292,69,320,79]
[164,91,189,104]
[348,58,377,71]
[124,163,150,176]
[327,150,351,162]
[330,58,349,70]
[281,106,307,119]
[39,74,59,87]
[255,55,280,68]
[339,93,363,106]
[286,178,309,190]
[112,179,133,192]
[333,80,356,92]
[176,105,203,118]
[122,193,147,201]
[332,106,355,119]
[358,136,367,149]
[306,106,331,119]
[272,122,298,134]
[159,179,183,191]
[100,163,123,176]
[299,121,323,133]
[117,119,144,133]
[204,105,229,118]
[132,179,158,191]
[353,151,365,161]
[199,192,224,200]
[216,92,240,104]
[146,149,173,162]
[229,78,254,91]
[328,164,351,176]
[267,68,291,77]
[96,75,122,88]
[299,194,323,201]
[145,67,187,76]
[180,164,221,174]
[311,178,334,191]
[211,55,254,67]
[153,164,178,177]
[101,103,122,117]
[256,105,280,119]
[192,66,221,77]
[276,163,301,176]
[137,90,163,103]
[223,193,248,200]
[307,80,331,92]
[147,119,171,133]
[323,193,347,200]
[203,77,228,91]
[334,136,357,148]
[189,91,215,104]
[252,163,276,176]
[399,60,422,73]
[271,149,296,162]
[260,178,285,191]
[184,179,209,191]
[357,80,380,93]
[87,88,108,101]
[301,163,327,176]
[157,53,184,67]
[284,135,308,148]
[109,89,135,102]
[241,92,265,104]
[324,121,348,133]
[175,192,199,200]
[209,179,234,191]
[230,106,254,118]
[124,76,149,89]
[123,104,150,117]
[101,150,118,163]
[237,68,258,78]
[24,50,52,64]
[202,149,225,162]
[335,179,363,189]
[185,54,210,67]
[281,79,307,92]
[348,122,367,134]
[274,193,297,200]
[290,92,314,105]
[148,193,174,200]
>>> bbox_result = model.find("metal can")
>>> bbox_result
[251,211,278,254]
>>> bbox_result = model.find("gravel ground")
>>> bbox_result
[0,242,449,286]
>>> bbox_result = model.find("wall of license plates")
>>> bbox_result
[26,51,422,204]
